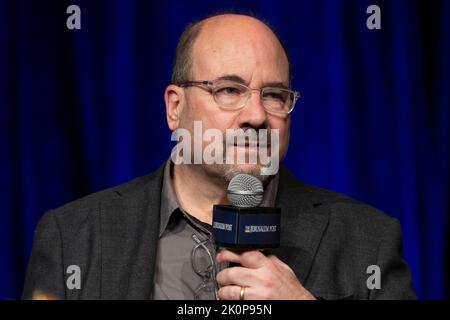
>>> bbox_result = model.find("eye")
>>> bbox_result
[263,90,288,102]
[216,86,243,95]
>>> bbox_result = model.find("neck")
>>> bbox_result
[172,164,228,225]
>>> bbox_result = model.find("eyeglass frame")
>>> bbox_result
[191,233,220,300]
[176,79,301,115]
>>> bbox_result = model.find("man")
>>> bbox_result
[22,14,416,300]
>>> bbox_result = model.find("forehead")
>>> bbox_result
[191,17,290,85]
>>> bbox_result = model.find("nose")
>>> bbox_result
[236,90,268,129]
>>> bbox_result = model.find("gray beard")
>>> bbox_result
[220,164,273,185]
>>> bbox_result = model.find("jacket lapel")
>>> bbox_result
[273,166,330,285]
[100,165,164,299]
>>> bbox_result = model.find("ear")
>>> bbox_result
[164,84,185,131]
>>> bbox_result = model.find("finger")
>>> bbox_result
[218,285,253,300]
[218,285,241,300]
[217,249,266,269]
[268,255,296,274]
[268,254,285,265]
[216,249,241,264]
[216,266,258,287]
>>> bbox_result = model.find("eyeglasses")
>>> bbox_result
[177,79,300,115]
[191,234,219,300]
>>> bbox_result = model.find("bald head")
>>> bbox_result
[165,14,293,185]
[172,14,291,85]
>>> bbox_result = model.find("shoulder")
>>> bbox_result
[278,165,399,239]
[40,165,164,229]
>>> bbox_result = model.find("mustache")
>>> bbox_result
[224,128,272,147]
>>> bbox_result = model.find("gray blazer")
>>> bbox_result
[22,164,416,300]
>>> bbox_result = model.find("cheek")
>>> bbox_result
[209,113,237,132]
[181,94,233,128]
[269,117,290,142]
[177,95,203,129]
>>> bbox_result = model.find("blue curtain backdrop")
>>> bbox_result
[0,0,448,300]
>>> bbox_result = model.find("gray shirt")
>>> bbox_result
[153,161,278,300]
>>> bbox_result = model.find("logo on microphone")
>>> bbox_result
[213,221,233,231]
[244,225,277,233]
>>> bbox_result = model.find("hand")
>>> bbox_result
[216,249,316,300]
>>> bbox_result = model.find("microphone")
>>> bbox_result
[212,174,281,249]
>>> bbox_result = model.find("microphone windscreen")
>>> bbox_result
[227,174,264,208]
